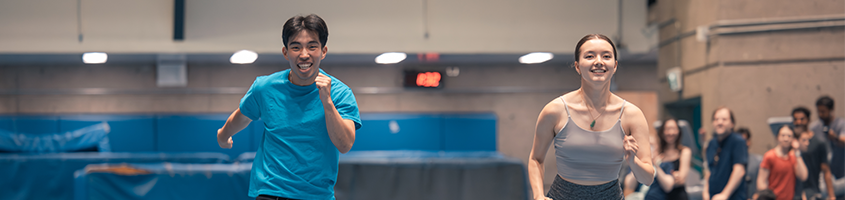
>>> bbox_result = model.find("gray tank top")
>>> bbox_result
[554,97,627,182]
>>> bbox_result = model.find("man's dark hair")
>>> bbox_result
[792,106,811,119]
[282,14,328,48]
[737,127,751,140]
[816,95,835,110]
[756,189,777,200]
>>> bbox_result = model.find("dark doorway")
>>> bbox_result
[665,97,702,148]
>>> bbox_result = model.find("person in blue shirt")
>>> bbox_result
[215,14,362,200]
[703,107,748,200]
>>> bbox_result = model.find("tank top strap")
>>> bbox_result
[559,96,571,117]
[618,100,627,120]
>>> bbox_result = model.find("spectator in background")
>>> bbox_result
[645,118,691,200]
[794,106,836,200]
[739,127,763,200]
[756,125,808,200]
[812,96,845,199]
[755,189,777,200]
[738,128,753,148]
[704,107,748,200]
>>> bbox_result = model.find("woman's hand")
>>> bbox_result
[624,134,639,160]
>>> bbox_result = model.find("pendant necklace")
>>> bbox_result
[582,90,606,128]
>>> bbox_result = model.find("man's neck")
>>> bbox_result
[288,72,316,86]
[716,132,731,142]
[822,117,834,126]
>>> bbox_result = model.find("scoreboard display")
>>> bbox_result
[404,71,443,88]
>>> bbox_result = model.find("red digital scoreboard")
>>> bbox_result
[404,71,443,88]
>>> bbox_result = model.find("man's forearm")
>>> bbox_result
[721,165,746,196]
[323,101,355,153]
[221,108,252,137]
[824,165,836,198]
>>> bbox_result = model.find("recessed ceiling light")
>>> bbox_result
[82,52,108,64]
[375,52,407,64]
[230,50,258,64]
[519,52,554,64]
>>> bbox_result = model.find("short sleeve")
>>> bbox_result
[733,136,748,166]
[239,78,262,120]
[330,82,361,130]
[760,153,772,170]
[837,119,845,137]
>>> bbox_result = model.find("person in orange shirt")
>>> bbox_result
[756,125,809,200]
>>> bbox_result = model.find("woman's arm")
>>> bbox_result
[622,104,655,186]
[756,167,769,192]
[793,150,808,181]
[528,101,562,200]
[673,147,692,187]
[654,160,676,192]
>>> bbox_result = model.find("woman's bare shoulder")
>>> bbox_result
[539,91,579,121]
[540,95,567,117]
[617,96,645,118]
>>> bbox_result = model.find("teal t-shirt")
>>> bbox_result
[240,69,361,199]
